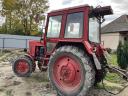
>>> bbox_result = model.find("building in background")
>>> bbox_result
[101,15,128,50]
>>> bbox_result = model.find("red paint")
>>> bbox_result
[83,41,93,54]
[27,5,94,68]
[29,40,44,57]
[96,44,106,57]
[27,5,112,68]
[16,60,29,74]
[53,55,83,93]
[45,5,91,55]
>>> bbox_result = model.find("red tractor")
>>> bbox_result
[12,5,128,96]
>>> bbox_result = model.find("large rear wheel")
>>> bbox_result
[48,46,95,96]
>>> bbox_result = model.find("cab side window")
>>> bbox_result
[47,15,62,38]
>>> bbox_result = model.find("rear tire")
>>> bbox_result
[12,56,33,77]
[48,46,95,96]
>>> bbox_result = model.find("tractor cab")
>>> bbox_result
[28,5,113,60]
[12,5,128,96]
[43,5,113,56]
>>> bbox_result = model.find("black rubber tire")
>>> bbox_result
[12,56,33,77]
[48,46,95,96]
[24,55,36,72]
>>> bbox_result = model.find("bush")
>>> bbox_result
[117,41,128,69]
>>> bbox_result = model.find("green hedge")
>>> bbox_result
[117,41,128,69]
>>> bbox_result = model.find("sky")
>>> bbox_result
[0,0,128,26]
[49,0,128,25]
[0,1,5,26]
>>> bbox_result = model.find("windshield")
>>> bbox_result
[89,17,100,43]
[64,12,84,38]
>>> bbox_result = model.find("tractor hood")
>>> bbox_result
[92,6,113,17]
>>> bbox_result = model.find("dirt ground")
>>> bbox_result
[0,50,128,96]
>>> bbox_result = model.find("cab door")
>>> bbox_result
[45,13,64,54]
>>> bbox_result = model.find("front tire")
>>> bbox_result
[12,56,33,77]
[48,46,95,96]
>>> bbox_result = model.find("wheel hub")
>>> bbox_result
[16,60,29,74]
[53,56,82,93]
[60,63,76,83]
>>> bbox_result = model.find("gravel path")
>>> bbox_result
[0,61,57,96]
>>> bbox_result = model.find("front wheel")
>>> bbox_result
[12,56,33,77]
[48,46,95,96]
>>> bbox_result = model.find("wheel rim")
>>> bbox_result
[53,55,83,94]
[16,60,29,74]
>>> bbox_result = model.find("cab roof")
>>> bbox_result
[49,4,90,13]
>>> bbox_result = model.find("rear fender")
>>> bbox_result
[91,53,102,70]
[83,41,93,54]
[83,41,102,70]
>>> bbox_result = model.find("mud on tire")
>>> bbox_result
[48,46,95,96]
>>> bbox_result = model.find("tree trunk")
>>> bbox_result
[9,11,12,31]
[5,17,8,34]
[22,18,29,35]
[29,16,33,35]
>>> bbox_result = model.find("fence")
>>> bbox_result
[0,34,40,49]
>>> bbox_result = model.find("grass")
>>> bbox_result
[6,89,13,96]
[96,53,127,90]
[110,54,118,66]
[96,80,123,91]
[105,53,122,83]
[105,73,122,83]
[106,53,127,82]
